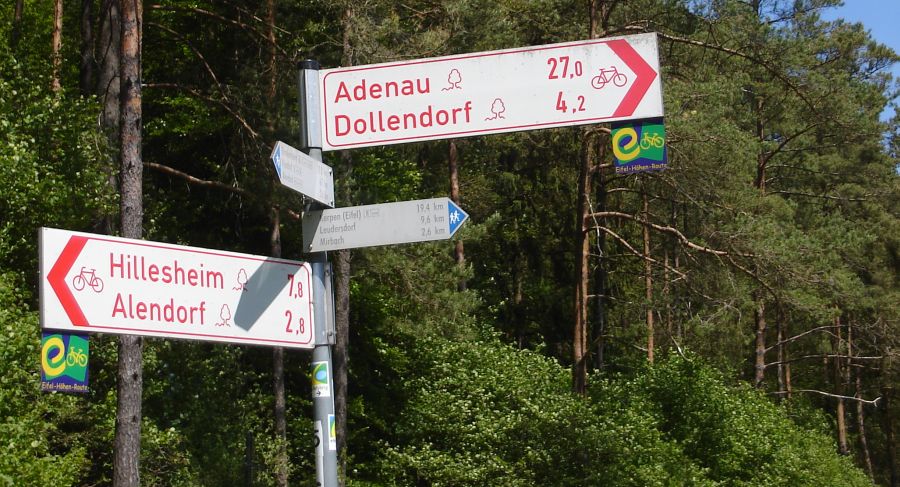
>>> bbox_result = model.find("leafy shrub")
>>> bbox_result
[363,337,709,486]
[352,339,870,486]
[616,352,872,486]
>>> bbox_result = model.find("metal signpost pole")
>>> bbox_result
[299,59,339,487]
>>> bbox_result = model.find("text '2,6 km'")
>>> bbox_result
[318,32,662,151]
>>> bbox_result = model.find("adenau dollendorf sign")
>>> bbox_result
[318,32,662,150]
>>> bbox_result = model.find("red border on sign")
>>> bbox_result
[321,36,659,149]
[44,232,314,346]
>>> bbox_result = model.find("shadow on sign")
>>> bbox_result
[233,259,285,331]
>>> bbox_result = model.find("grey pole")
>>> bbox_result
[299,59,339,487]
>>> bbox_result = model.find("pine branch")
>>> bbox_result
[768,190,874,202]
[769,389,881,407]
[146,162,248,196]
[658,32,817,112]
[143,82,260,139]
[593,224,688,281]
[146,162,302,222]
[764,325,839,352]
[148,4,291,58]
[585,210,752,258]
[148,22,230,103]
[764,354,883,368]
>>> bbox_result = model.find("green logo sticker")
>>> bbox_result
[611,118,667,174]
[41,333,90,394]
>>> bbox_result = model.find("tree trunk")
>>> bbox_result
[781,310,792,399]
[273,344,287,487]
[856,365,874,479]
[333,247,350,486]
[592,175,607,372]
[264,0,277,135]
[751,91,768,388]
[113,1,143,484]
[97,0,119,236]
[271,210,288,487]
[663,247,671,346]
[79,0,94,95]
[244,431,255,487]
[449,140,466,291]
[833,315,849,455]
[513,255,524,347]
[51,0,63,92]
[573,0,612,393]
[753,293,767,387]
[777,315,785,397]
[11,0,24,49]
[572,130,594,395]
[98,0,120,136]
[642,184,653,364]
[882,385,898,487]
[333,7,355,482]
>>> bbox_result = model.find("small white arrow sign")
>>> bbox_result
[271,141,335,207]
[302,197,469,252]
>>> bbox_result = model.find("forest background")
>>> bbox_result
[0,0,898,486]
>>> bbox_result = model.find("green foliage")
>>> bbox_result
[362,337,709,486]
[0,52,114,288]
[0,273,89,485]
[350,337,871,486]
[0,0,896,484]
[621,353,872,486]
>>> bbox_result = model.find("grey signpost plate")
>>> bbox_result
[302,197,468,252]
[271,141,335,207]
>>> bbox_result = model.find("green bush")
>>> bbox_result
[363,337,709,486]
[615,352,872,486]
[0,273,88,485]
[352,339,870,486]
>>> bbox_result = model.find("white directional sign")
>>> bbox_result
[302,197,468,252]
[319,32,662,151]
[39,228,315,349]
[271,141,335,207]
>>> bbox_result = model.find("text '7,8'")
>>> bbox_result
[286,273,304,299]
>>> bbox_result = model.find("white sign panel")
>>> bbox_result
[39,228,314,349]
[303,197,468,252]
[319,32,662,151]
[271,141,335,207]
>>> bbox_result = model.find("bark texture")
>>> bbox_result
[51,0,63,92]
[449,140,466,291]
[113,0,143,485]
[642,186,654,363]
[271,211,288,487]
[80,0,94,95]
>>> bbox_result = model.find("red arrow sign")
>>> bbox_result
[318,32,663,151]
[40,228,316,349]
[46,236,89,326]
[608,39,658,118]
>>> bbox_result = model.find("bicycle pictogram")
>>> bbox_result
[72,267,104,293]
[640,132,665,149]
[66,346,88,367]
[591,66,628,90]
